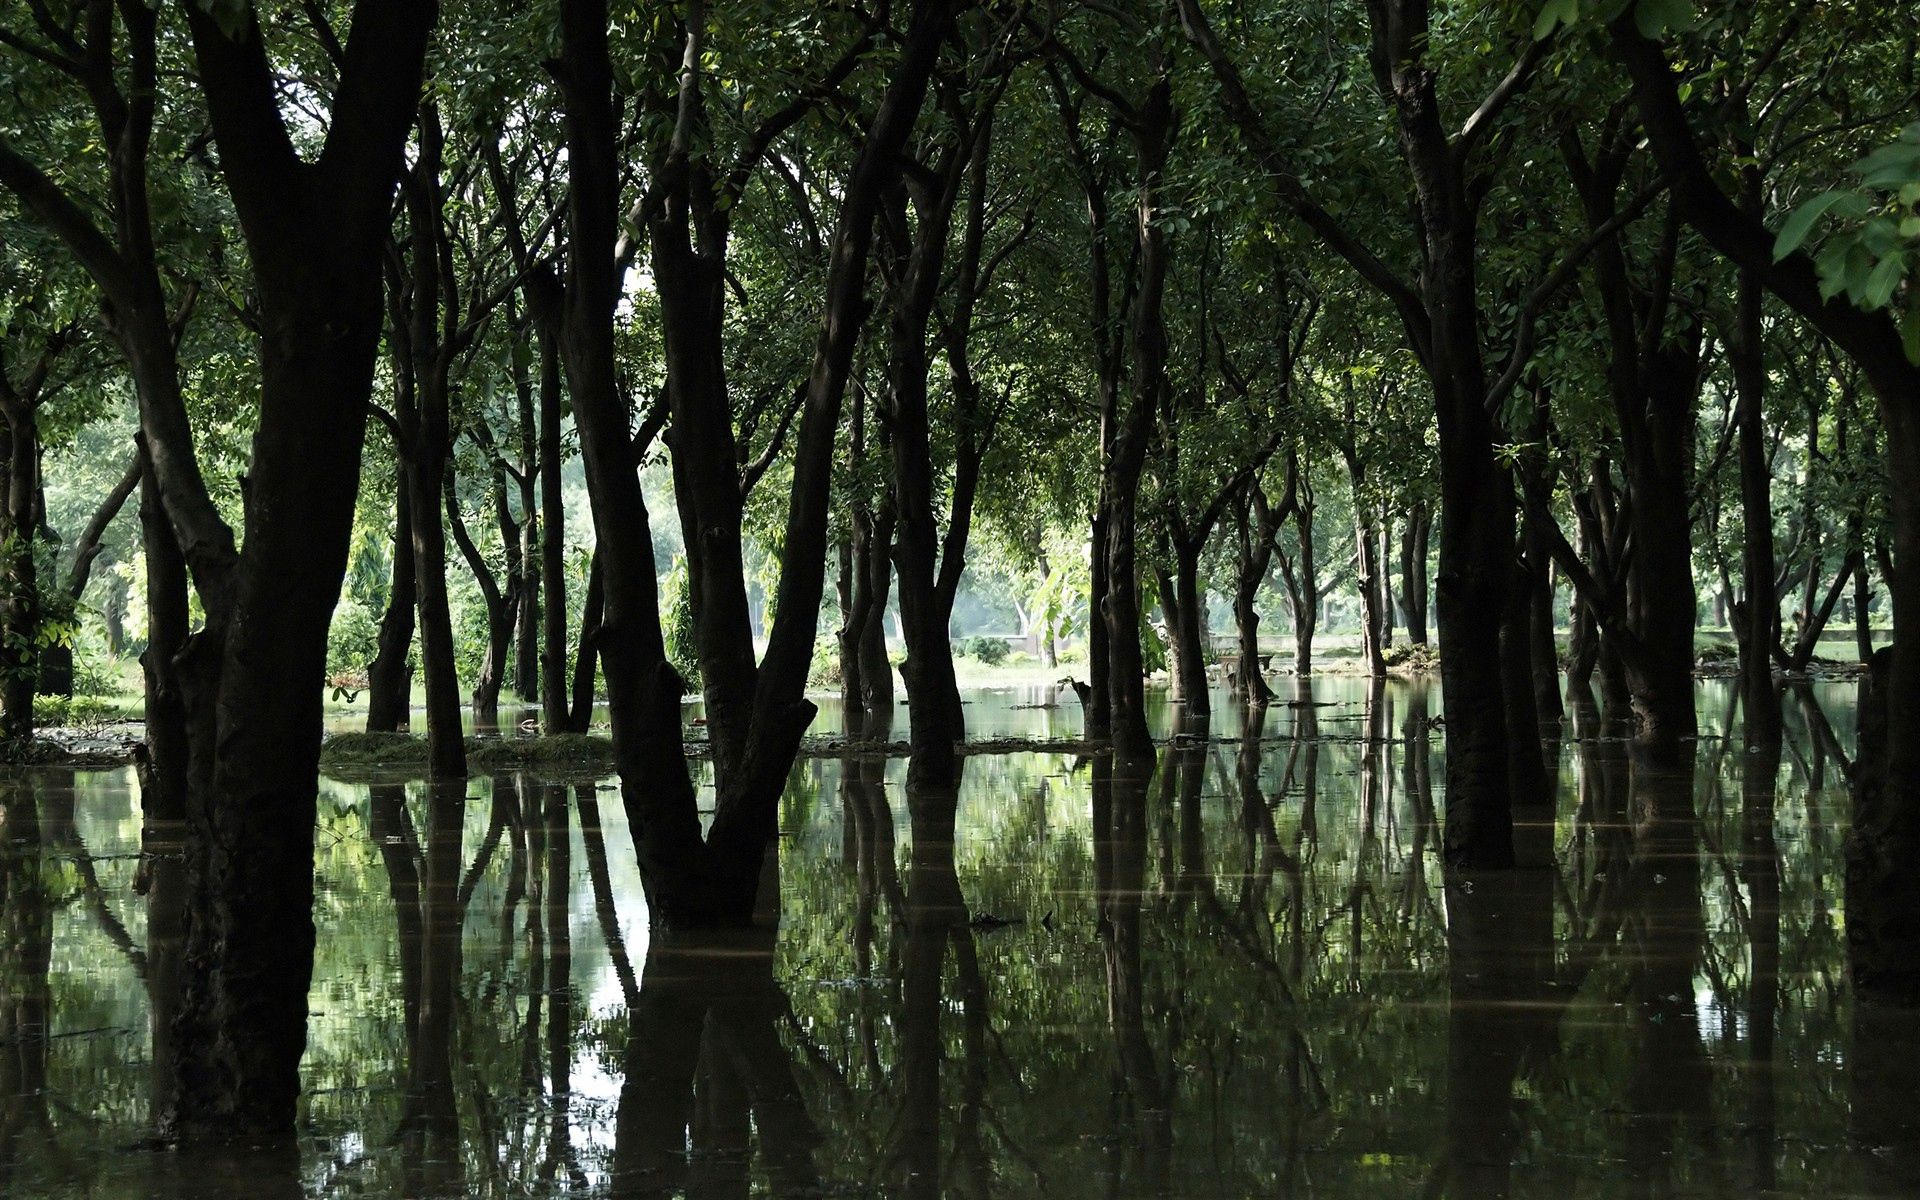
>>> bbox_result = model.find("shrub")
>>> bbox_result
[807,634,841,689]
[964,636,1010,665]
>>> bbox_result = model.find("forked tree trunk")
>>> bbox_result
[557,0,954,926]
[168,0,437,1135]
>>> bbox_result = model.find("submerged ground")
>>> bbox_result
[1,677,1912,1198]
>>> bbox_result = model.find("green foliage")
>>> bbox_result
[327,599,384,686]
[807,634,841,690]
[660,555,702,692]
[964,636,1011,666]
[1775,124,1920,361]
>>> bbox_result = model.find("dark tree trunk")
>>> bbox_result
[859,504,895,714]
[1378,516,1396,649]
[0,395,41,746]
[1277,488,1319,675]
[1855,553,1874,662]
[366,456,417,734]
[536,318,571,734]
[1161,543,1211,717]
[1229,480,1290,706]
[1099,77,1176,758]
[511,339,542,702]
[837,395,875,724]
[388,103,481,775]
[168,0,437,1136]
[1728,267,1781,745]
[1524,533,1563,726]
[568,551,603,734]
[1610,17,1920,934]
[1399,501,1430,646]
[1615,335,1703,756]
[559,0,954,926]
[1343,451,1385,679]
[877,121,983,785]
[446,470,511,731]
[140,442,189,827]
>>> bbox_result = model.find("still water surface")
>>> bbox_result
[3,677,1915,1198]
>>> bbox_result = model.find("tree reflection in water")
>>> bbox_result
[0,678,1915,1197]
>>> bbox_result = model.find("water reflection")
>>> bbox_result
[2,677,1916,1197]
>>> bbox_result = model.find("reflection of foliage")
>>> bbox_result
[8,681,1881,1196]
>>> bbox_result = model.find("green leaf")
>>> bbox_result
[1633,0,1695,38]
[1533,0,1580,40]
[1773,190,1858,261]
[1902,295,1920,366]
[1861,254,1906,310]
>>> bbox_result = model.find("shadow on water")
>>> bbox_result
[3,674,1917,1197]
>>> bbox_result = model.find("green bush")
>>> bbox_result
[328,599,383,682]
[807,634,841,689]
[661,556,702,691]
[965,636,1010,665]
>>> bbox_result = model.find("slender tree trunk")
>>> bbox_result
[1400,502,1430,646]
[140,442,189,826]
[1729,268,1780,745]
[1102,80,1176,758]
[1348,480,1385,679]
[568,552,603,734]
[367,457,416,733]
[1616,345,1703,757]
[1163,543,1211,717]
[447,472,512,730]
[404,429,465,771]
[0,399,40,746]
[860,505,896,713]
[512,349,541,702]
[537,322,571,734]
[1378,515,1396,649]
[1284,496,1318,675]
[1524,530,1563,725]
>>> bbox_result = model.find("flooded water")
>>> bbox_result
[5,676,1917,1198]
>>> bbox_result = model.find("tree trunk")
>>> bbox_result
[860,505,896,713]
[1378,515,1396,649]
[1163,544,1211,718]
[536,320,571,734]
[169,0,437,1136]
[1616,337,1702,758]
[557,0,953,926]
[511,345,541,702]
[1281,494,1318,675]
[447,471,511,731]
[1399,501,1430,646]
[1729,268,1781,745]
[1101,79,1175,759]
[366,456,416,734]
[878,148,971,783]
[1524,531,1563,726]
[1349,482,1385,679]
[0,398,41,746]
[140,442,189,826]
[568,552,603,734]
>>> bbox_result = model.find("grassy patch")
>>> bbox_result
[319,731,616,777]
